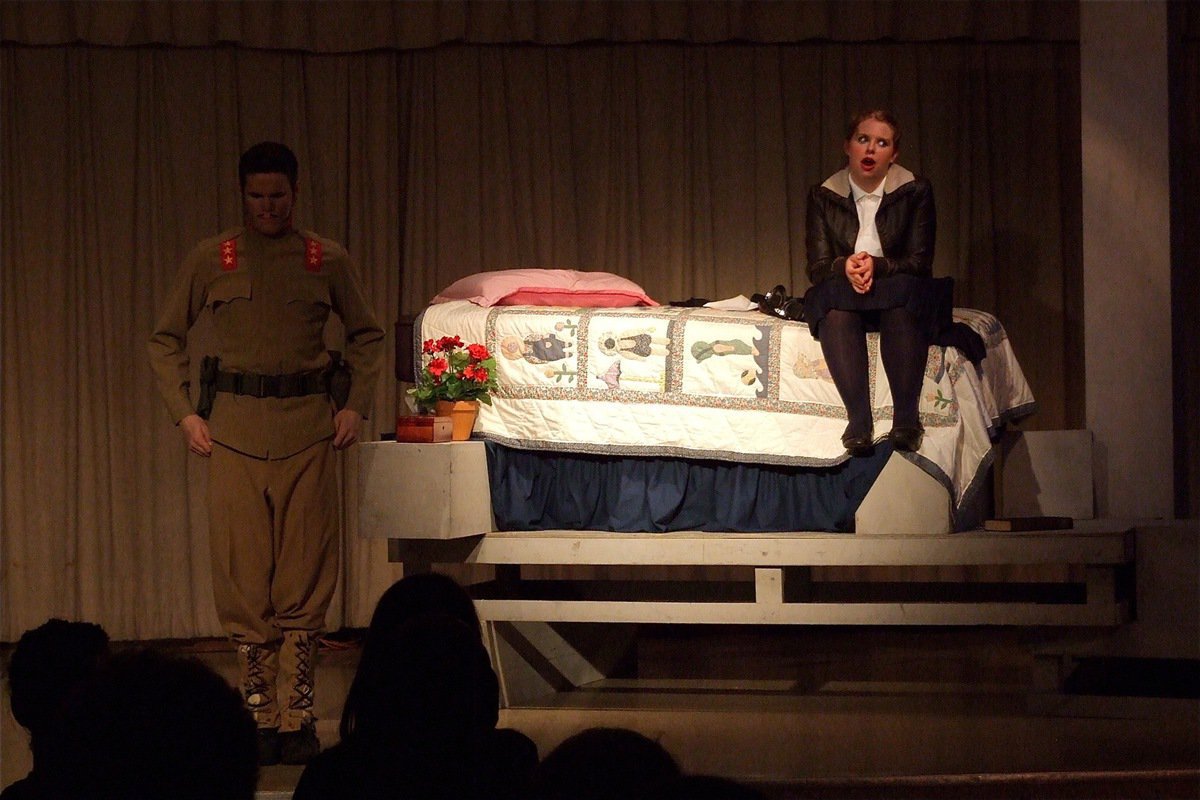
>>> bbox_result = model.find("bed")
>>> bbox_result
[407,297,1035,533]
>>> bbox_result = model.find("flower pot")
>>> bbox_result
[434,400,480,441]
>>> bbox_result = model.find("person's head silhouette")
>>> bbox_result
[340,573,488,742]
[7,619,110,760]
[531,726,681,800]
[342,612,498,745]
[46,648,258,800]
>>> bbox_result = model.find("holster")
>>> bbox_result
[325,351,351,412]
[197,355,219,420]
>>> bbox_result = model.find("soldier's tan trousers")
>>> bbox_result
[208,439,339,645]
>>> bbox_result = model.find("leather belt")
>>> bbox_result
[214,368,327,399]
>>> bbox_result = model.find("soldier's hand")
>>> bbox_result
[179,414,213,457]
[332,408,364,450]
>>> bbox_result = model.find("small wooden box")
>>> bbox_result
[395,414,453,443]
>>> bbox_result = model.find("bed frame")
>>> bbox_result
[355,441,1135,706]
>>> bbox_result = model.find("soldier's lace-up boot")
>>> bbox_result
[278,630,320,765]
[237,642,281,766]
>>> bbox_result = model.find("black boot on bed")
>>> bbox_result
[841,423,875,457]
[889,425,924,452]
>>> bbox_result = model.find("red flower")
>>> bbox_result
[408,337,497,412]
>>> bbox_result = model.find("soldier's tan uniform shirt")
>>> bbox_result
[148,226,384,458]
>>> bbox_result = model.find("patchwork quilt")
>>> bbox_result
[416,301,1035,511]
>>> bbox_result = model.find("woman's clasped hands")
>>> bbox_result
[845,251,875,294]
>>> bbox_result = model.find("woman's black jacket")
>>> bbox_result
[804,165,936,285]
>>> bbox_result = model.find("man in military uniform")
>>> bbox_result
[148,142,384,765]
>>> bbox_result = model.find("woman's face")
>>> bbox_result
[844,118,897,192]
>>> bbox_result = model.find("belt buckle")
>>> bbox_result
[238,373,265,397]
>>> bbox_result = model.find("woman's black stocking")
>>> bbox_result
[878,307,928,429]
[818,310,873,438]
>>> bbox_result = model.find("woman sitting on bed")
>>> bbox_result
[804,109,947,456]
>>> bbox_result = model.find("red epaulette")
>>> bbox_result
[304,237,324,273]
[219,237,238,271]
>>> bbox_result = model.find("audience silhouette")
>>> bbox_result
[658,774,769,799]
[2,596,770,799]
[530,726,682,800]
[294,574,537,800]
[2,618,110,800]
[353,571,485,641]
[43,647,258,800]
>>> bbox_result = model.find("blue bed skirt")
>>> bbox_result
[484,441,895,533]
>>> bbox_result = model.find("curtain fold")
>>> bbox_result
[0,1,1079,51]
[2,34,1084,640]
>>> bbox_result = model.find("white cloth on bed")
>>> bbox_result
[702,295,758,311]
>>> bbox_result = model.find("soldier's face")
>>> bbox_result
[242,172,296,237]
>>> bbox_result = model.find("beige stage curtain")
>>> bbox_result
[1,25,1086,639]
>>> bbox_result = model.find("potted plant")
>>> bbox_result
[408,336,498,440]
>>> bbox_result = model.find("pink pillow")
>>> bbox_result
[431,269,658,308]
